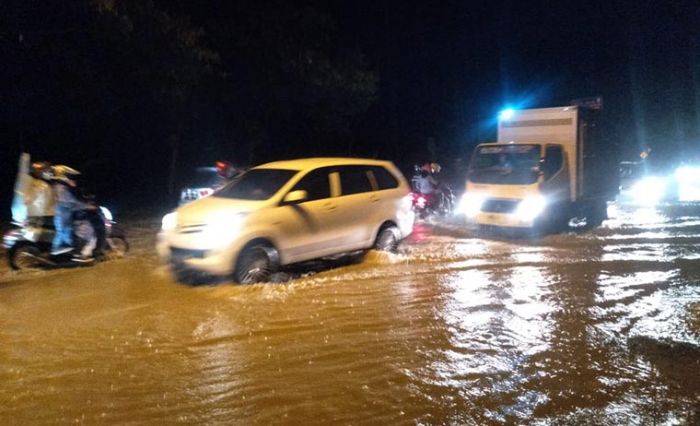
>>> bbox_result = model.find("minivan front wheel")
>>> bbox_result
[375,225,399,252]
[234,244,279,284]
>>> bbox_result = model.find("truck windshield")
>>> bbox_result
[468,144,541,184]
[213,168,299,200]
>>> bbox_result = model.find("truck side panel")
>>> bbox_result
[577,108,619,201]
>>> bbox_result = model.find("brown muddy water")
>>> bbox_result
[1,202,699,425]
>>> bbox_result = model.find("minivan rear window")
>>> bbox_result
[339,166,374,195]
[214,169,298,200]
[369,166,399,190]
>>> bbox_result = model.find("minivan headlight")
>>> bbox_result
[515,196,547,221]
[162,212,177,231]
[200,213,248,247]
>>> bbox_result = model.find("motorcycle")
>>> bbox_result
[3,206,129,270]
[410,184,456,220]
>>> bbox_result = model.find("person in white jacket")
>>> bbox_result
[11,153,56,226]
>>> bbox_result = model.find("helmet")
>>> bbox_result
[420,163,441,174]
[52,165,80,183]
[30,161,52,180]
[215,160,237,179]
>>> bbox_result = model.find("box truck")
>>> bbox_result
[459,105,618,233]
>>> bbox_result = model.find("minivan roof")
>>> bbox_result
[255,157,391,170]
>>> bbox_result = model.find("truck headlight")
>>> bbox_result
[515,195,547,221]
[458,193,486,218]
[161,212,177,231]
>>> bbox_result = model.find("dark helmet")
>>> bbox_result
[30,161,52,180]
[216,160,237,179]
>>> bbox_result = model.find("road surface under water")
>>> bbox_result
[1,202,699,425]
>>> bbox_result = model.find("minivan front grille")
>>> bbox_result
[177,224,206,234]
[170,247,207,260]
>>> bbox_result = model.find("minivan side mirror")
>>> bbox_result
[282,190,308,205]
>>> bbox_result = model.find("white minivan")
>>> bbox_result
[157,158,414,283]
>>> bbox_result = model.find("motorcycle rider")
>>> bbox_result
[414,165,439,195]
[412,162,454,217]
[26,161,56,225]
[50,165,94,261]
[11,154,56,226]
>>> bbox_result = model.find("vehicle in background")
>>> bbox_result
[158,157,415,284]
[618,160,700,205]
[619,161,645,193]
[675,165,700,202]
[458,103,618,234]
[179,161,240,205]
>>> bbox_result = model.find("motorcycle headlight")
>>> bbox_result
[99,206,113,222]
[161,212,177,231]
[515,195,547,221]
[458,193,485,218]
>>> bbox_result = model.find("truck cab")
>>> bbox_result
[461,142,569,229]
[459,105,617,233]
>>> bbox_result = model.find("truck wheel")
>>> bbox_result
[234,243,279,284]
[585,200,607,229]
[546,202,571,234]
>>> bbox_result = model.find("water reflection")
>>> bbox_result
[414,247,559,422]
[2,203,700,424]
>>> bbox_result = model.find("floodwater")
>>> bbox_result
[1,202,699,425]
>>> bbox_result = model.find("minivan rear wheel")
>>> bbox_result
[234,244,279,284]
[375,225,399,252]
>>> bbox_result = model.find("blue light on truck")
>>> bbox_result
[499,108,515,120]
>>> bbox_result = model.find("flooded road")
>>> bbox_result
[1,202,699,425]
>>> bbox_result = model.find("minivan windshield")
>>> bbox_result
[468,144,541,185]
[213,168,298,200]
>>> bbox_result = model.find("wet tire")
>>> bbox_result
[374,225,399,252]
[9,244,44,271]
[581,200,607,230]
[104,237,129,260]
[170,265,204,285]
[234,244,279,284]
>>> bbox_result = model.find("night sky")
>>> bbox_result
[1,0,699,219]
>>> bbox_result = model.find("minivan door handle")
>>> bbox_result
[369,194,380,203]
[322,202,337,212]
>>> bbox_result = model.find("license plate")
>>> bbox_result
[483,213,508,225]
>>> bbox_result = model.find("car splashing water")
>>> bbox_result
[1,202,699,424]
